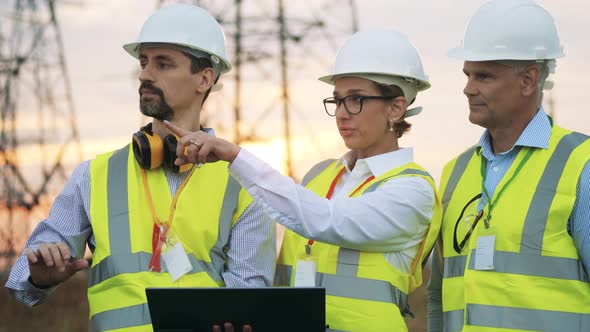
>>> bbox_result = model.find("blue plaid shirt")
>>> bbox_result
[5,129,276,307]
[428,108,590,331]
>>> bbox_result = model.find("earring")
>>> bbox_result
[389,118,397,132]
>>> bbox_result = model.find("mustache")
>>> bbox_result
[139,82,164,97]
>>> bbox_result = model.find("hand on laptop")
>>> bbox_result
[212,322,252,332]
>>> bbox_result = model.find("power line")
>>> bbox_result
[158,0,357,177]
[0,0,81,270]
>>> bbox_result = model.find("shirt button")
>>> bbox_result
[493,166,499,172]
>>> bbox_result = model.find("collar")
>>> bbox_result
[476,107,551,158]
[339,148,415,178]
[202,127,215,136]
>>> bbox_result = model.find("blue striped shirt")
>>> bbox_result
[476,108,590,272]
[5,129,276,307]
[427,108,590,331]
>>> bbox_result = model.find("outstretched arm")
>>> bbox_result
[230,149,434,252]
[164,121,434,252]
[5,161,92,307]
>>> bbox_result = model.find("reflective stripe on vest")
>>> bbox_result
[331,248,406,307]
[364,168,432,193]
[274,263,292,286]
[439,147,474,331]
[89,252,222,288]
[441,131,590,330]
[442,309,464,332]
[441,146,476,211]
[306,163,429,311]
[520,132,589,254]
[302,160,433,192]
[90,303,150,332]
[90,146,238,285]
[275,252,408,308]
[443,133,589,281]
[301,159,336,186]
[279,159,438,331]
[466,304,590,331]
[211,176,242,274]
[89,145,241,331]
[107,146,131,254]
[445,250,588,281]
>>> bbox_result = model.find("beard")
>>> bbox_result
[139,82,174,121]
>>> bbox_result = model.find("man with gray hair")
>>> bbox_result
[428,0,590,331]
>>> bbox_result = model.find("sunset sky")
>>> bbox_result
[3,0,590,188]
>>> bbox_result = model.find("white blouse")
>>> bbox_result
[229,147,435,273]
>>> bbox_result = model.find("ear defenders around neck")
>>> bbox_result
[132,123,192,173]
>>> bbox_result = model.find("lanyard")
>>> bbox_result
[306,166,375,254]
[479,147,534,227]
[141,167,197,272]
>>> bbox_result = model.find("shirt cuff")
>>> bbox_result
[27,275,57,290]
[228,148,269,189]
[6,276,57,307]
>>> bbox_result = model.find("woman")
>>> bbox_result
[166,28,441,331]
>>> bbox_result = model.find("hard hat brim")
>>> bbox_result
[123,41,232,74]
[318,72,431,92]
[448,47,565,62]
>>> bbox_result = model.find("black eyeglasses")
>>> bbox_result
[453,193,484,254]
[323,95,395,116]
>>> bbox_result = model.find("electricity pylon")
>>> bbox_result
[158,0,358,177]
[0,0,81,270]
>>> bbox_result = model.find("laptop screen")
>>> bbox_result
[146,287,325,332]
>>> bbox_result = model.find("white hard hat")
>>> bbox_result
[448,0,564,61]
[123,3,232,74]
[319,28,430,110]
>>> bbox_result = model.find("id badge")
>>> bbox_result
[474,226,496,271]
[294,256,316,287]
[162,239,192,282]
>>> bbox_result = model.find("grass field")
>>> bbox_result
[0,271,89,332]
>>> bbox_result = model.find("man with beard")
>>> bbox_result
[5,4,276,332]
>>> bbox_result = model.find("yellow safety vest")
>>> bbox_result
[276,159,441,332]
[87,145,252,332]
[439,125,590,332]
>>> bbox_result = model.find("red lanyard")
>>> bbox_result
[142,167,196,272]
[306,166,375,251]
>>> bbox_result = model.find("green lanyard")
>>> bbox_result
[479,147,534,228]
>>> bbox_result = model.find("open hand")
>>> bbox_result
[26,242,88,288]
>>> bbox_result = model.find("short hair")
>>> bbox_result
[182,52,217,105]
[372,81,411,138]
[496,60,552,107]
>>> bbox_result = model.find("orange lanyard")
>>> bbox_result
[141,167,196,272]
[306,166,375,253]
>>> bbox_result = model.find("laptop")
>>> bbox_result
[146,287,325,332]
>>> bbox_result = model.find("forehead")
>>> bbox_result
[333,76,377,93]
[138,45,186,59]
[463,60,512,73]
